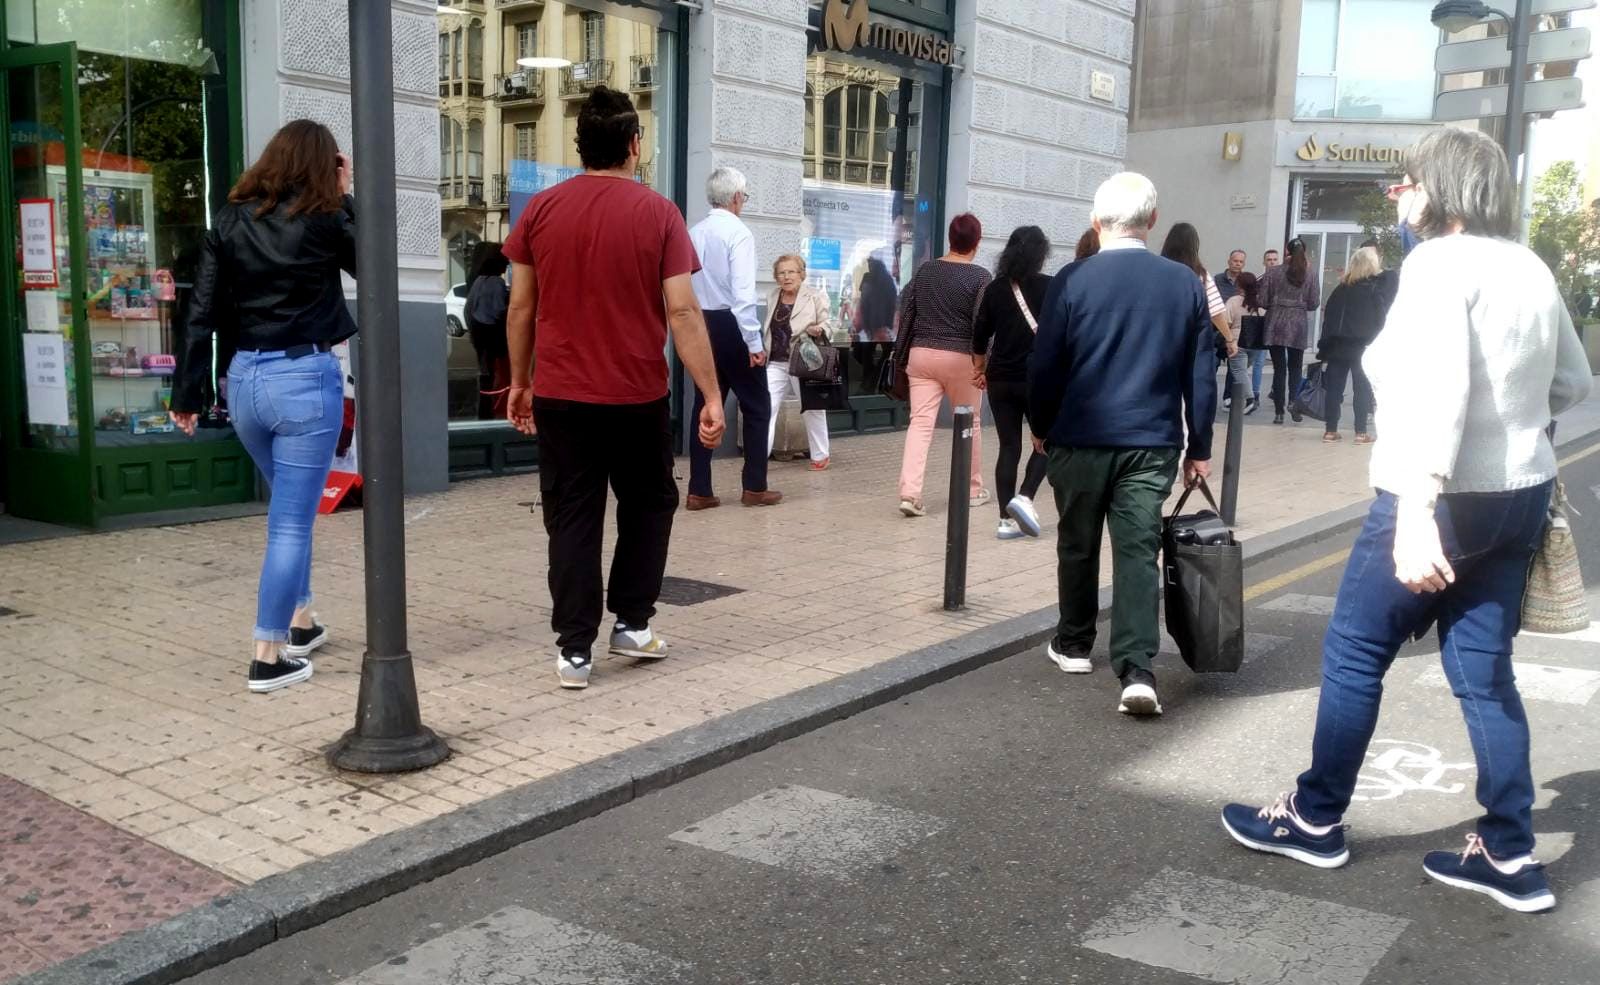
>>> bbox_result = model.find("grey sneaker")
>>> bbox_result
[609,622,667,659]
[557,649,592,690]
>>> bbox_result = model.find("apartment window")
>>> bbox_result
[582,11,604,62]
[514,123,537,161]
[1296,0,1438,120]
[517,23,537,62]
[467,21,484,80]
[438,32,449,79]
[467,121,483,179]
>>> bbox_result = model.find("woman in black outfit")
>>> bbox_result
[1315,245,1394,443]
[465,243,511,420]
[973,225,1052,540]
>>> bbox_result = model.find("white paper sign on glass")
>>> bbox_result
[22,332,71,427]
[19,199,57,288]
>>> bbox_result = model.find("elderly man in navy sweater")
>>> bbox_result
[1028,172,1218,716]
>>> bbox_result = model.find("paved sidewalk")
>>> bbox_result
[2,395,1596,982]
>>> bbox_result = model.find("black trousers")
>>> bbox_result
[987,379,1047,520]
[1269,345,1304,415]
[535,396,679,651]
[1323,357,1374,435]
[689,309,770,496]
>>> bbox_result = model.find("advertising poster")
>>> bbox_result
[802,184,909,342]
[507,159,584,229]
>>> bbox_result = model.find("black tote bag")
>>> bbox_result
[1292,362,1328,422]
[1162,479,1245,673]
[1237,313,1267,350]
[800,352,850,411]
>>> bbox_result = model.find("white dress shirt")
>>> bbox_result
[689,208,762,354]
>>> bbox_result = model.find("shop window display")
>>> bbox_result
[802,53,944,397]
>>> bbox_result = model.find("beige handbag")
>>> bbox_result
[1521,481,1589,634]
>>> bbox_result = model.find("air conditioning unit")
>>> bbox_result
[635,64,654,88]
[504,72,529,95]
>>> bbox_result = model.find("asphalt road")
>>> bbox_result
[181,438,1600,985]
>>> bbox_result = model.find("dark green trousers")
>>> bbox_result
[1047,446,1180,679]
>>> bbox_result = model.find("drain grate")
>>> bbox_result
[656,577,743,607]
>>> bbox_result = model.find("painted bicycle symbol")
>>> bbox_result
[1351,739,1473,802]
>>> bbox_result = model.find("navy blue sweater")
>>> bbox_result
[1028,247,1218,460]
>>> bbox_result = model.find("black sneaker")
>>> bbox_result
[1244,397,1259,416]
[1118,667,1161,716]
[284,621,328,658]
[1290,407,1304,423]
[248,654,313,693]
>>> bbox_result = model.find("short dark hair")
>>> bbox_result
[949,212,982,254]
[1263,249,1279,259]
[468,242,508,281]
[995,225,1050,282]
[576,87,639,171]
[1403,127,1516,240]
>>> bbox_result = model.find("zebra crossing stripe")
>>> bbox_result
[1082,867,1407,985]
[338,906,690,984]
[1414,659,1600,706]
[1257,593,1338,615]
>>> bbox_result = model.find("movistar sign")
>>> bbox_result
[819,0,957,67]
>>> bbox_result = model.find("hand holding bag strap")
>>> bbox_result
[1168,476,1222,521]
[1011,280,1039,333]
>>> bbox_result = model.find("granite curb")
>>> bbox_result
[24,421,1600,985]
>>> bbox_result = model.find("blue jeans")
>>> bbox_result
[227,348,343,642]
[1295,484,1554,857]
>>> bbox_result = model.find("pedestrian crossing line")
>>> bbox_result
[1414,658,1600,706]
[1081,867,1408,985]
[1258,593,1338,616]
[667,785,947,882]
[338,906,691,984]
[1558,438,1600,468]
[1521,621,1600,645]
[1243,549,1350,603]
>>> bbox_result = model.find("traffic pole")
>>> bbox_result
[1220,378,1246,527]
[943,406,973,611]
[328,0,449,773]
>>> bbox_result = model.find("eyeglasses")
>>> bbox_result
[1386,181,1417,202]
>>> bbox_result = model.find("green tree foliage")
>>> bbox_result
[1529,160,1600,320]
[1356,183,1403,269]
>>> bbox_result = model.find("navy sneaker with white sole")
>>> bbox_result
[1423,834,1555,913]
[1221,792,1350,869]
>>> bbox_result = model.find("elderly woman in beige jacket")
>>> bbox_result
[763,253,835,469]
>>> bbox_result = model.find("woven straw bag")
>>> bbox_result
[1521,481,1589,635]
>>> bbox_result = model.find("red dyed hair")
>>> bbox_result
[948,212,982,254]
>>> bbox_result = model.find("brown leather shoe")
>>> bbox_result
[685,494,721,511]
[741,489,783,507]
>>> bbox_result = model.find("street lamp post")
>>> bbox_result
[1431,0,1536,169]
[327,0,450,774]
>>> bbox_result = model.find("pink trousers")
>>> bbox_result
[898,347,985,504]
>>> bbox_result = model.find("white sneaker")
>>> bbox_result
[1118,672,1162,716]
[899,499,927,517]
[557,649,592,689]
[1046,642,1093,674]
[996,518,1024,540]
[1006,495,1042,537]
[609,622,667,659]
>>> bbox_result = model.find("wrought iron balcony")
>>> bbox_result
[630,54,658,92]
[493,71,545,104]
[560,59,613,99]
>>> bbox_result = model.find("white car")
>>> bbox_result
[445,282,468,337]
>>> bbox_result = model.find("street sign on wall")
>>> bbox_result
[1434,76,1585,120]
[1436,26,1591,73]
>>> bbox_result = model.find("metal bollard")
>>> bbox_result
[944,406,974,611]
[1220,379,1247,526]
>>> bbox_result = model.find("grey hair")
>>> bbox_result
[706,166,748,209]
[1091,172,1158,234]
[1403,127,1515,240]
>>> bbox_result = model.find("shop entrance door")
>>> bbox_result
[0,42,94,525]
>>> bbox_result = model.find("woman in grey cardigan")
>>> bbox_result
[1223,128,1592,914]
[1260,237,1320,424]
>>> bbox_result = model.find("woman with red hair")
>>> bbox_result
[892,213,992,516]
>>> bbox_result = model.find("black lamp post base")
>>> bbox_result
[327,726,450,774]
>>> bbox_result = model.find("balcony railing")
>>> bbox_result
[493,71,545,104]
[489,174,509,207]
[560,59,612,99]
[439,179,485,208]
[630,54,658,92]
[635,161,655,187]
[496,0,542,8]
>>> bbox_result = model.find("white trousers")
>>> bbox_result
[766,362,831,462]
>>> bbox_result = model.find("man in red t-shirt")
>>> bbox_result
[502,86,724,692]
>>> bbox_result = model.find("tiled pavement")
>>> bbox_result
[2,398,1596,983]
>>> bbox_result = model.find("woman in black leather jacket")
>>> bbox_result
[170,119,356,694]
[1315,246,1396,444]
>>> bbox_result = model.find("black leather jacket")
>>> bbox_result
[171,194,357,413]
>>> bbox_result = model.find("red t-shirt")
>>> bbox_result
[502,173,700,404]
